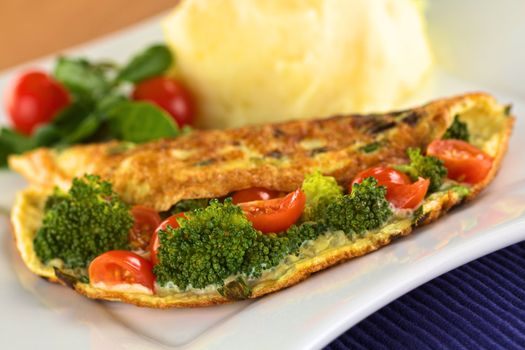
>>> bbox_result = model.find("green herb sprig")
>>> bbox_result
[1,44,180,167]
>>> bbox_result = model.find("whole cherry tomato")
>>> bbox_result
[132,76,195,128]
[5,71,70,135]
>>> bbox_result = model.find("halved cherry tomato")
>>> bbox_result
[5,71,70,135]
[149,212,187,265]
[239,189,306,233]
[88,250,155,294]
[351,166,411,187]
[388,178,430,209]
[427,139,493,184]
[231,187,280,204]
[132,76,195,128]
[130,206,162,250]
[351,166,428,209]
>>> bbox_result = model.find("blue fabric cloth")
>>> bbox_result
[325,241,525,350]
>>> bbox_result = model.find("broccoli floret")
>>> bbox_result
[242,232,292,278]
[323,177,392,236]
[155,174,393,290]
[154,198,325,289]
[301,171,343,221]
[154,199,259,288]
[396,148,448,192]
[33,175,133,268]
[443,115,469,141]
[243,222,322,278]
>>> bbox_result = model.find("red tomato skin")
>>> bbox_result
[239,189,306,233]
[351,166,428,209]
[231,187,280,204]
[132,76,195,127]
[130,206,162,250]
[427,140,493,184]
[5,71,70,135]
[149,212,186,265]
[388,178,430,209]
[88,250,155,293]
[351,166,410,188]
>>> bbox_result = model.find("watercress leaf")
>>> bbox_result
[52,103,81,126]
[35,101,104,146]
[91,60,120,72]
[34,124,62,147]
[0,139,11,168]
[52,101,94,131]
[53,57,110,99]
[62,113,103,145]
[85,122,114,143]
[0,128,35,153]
[96,93,127,113]
[106,101,179,143]
[116,44,173,83]
[0,128,35,167]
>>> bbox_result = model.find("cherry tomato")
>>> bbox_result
[88,250,155,294]
[5,71,70,135]
[130,206,162,250]
[351,166,428,209]
[351,166,411,187]
[387,178,430,209]
[149,212,187,265]
[132,76,195,127]
[239,189,306,233]
[231,187,280,204]
[427,140,493,184]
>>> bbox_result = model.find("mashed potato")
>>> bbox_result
[163,0,432,128]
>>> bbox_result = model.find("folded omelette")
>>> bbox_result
[9,93,514,307]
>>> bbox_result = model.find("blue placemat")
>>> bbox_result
[325,241,525,350]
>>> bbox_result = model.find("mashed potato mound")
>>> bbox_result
[163,0,433,128]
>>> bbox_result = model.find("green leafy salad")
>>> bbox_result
[1,44,194,166]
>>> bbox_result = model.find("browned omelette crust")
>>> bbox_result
[8,93,485,212]
[9,92,514,308]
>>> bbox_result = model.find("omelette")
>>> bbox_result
[9,93,514,308]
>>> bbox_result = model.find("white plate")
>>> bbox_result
[1,4,525,350]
